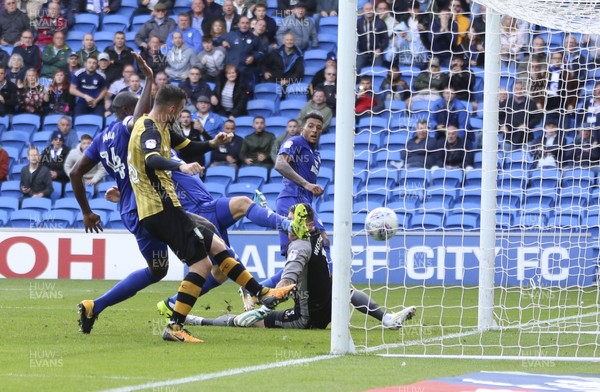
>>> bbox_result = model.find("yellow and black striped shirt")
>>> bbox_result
[128,115,191,220]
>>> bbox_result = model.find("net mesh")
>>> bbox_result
[347,0,600,359]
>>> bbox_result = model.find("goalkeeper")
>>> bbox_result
[174,203,417,329]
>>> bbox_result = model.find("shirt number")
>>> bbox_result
[100,147,126,179]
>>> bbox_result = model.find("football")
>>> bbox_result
[365,207,399,241]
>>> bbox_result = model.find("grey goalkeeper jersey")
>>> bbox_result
[283,232,332,328]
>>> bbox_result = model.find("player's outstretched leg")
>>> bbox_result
[351,289,417,329]
[385,306,417,329]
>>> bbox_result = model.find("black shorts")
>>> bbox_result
[263,306,311,329]
[142,207,208,266]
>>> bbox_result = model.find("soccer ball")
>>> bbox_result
[365,207,398,241]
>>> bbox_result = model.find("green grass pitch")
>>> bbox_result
[1,279,598,391]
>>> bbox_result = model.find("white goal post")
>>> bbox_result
[330,0,600,361]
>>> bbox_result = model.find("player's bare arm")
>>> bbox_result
[69,155,104,233]
[275,153,324,196]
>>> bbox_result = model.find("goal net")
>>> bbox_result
[336,0,600,360]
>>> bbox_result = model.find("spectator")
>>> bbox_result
[210,19,227,40]
[240,116,276,168]
[191,95,224,138]
[141,35,168,75]
[165,31,197,81]
[432,125,473,169]
[278,0,317,16]
[252,18,276,52]
[403,119,437,168]
[197,35,226,83]
[17,68,45,114]
[316,0,338,19]
[450,0,470,47]
[46,0,75,29]
[356,2,388,71]
[563,33,586,79]
[180,66,213,111]
[54,115,78,149]
[309,51,336,95]
[445,55,474,102]
[276,3,318,52]
[135,4,177,49]
[104,63,136,113]
[431,87,471,141]
[0,143,8,182]
[20,146,53,201]
[188,0,212,36]
[41,31,71,80]
[204,0,223,23]
[498,123,531,152]
[76,34,100,66]
[36,1,68,46]
[43,69,74,115]
[211,64,251,120]
[0,46,9,69]
[499,79,541,132]
[85,0,121,14]
[579,81,600,129]
[298,89,333,132]
[518,36,547,76]
[131,0,172,18]
[214,16,264,87]
[97,52,120,87]
[6,54,26,86]
[545,50,579,128]
[40,131,71,189]
[232,0,251,19]
[251,3,277,44]
[270,119,299,164]
[210,119,243,168]
[176,108,213,170]
[411,57,449,105]
[262,32,304,90]
[387,21,428,69]
[67,52,81,75]
[105,31,136,74]
[355,75,385,122]
[426,8,459,67]
[463,26,485,68]
[12,30,41,72]
[0,0,30,46]
[64,134,106,184]
[167,13,203,54]
[499,15,528,63]
[530,121,566,168]
[314,66,337,111]
[566,128,600,169]
[218,0,240,33]
[70,56,107,116]
[119,73,143,95]
[526,55,547,111]
[0,66,18,117]
[380,64,409,102]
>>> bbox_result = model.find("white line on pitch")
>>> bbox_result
[99,354,338,392]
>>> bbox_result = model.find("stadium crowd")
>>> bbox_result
[0,0,599,229]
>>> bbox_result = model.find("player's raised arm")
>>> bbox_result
[131,52,154,130]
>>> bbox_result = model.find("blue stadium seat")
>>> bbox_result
[319,212,334,231]
[74,115,103,136]
[430,168,464,188]
[107,211,126,229]
[1,181,22,198]
[265,116,289,135]
[317,166,333,189]
[0,210,8,226]
[64,183,95,199]
[54,198,82,214]
[451,199,481,216]
[4,146,21,168]
[260,182,283,208]
[285,82,309,100]
[278,99,304,118]
[464,169,483,188]
[0,196,19,215]
[354,186,388,204]
[21,198,52,213]
[246,99,276,117]
[518,213,547,230]
[205,166,236,187]
[496,211,513,230]
[317,200,335,213]
[355,130,382,150]
[227,182,255,199]
[354,150,371,171]
[117,0,137,17]
[562,167,595,188]
[11,114,40,133]
[558,186,588,208]
[1,131,29,152]
[316,33,337,51]
[50,181,62,201]
[125,31,138,50]
[96,181,117,196]
[101,14,129,32]
[237,166,269,188]
[444,213,479,230]
[74,13,100,33]
[318,133,336,151]
[364,169,398,189]
[93,31,116,52]
[496,188,522,209]
[74,210,108,228]
[268,169,283,184]
[9,210,39,228]
[131,15,152,32]
[527,168,561,189]
[233,116,255,138]
[41,114,64,132]
[238,217,267,231]
[89,199,118,214]
[319,149,335,170]
[204,182,225,199]
[547,213,580,231]
[353,201,381,214]
[66,30,87,51]
[523,187,556,208]
[0,116,8,133]
[420,193,454,214]
[409,212,444,230]
[356,117,387,135]
[497,169,527,189]
[304,49,329,68]
[387,196,419,213]
[253,83,282,102]
[352,212,368,231]
[318,16,338,35]
[503,150,534,170]
[39,209,75,229]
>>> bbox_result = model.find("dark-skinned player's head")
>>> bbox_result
[111,91,139,120]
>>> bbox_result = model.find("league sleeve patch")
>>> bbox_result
[145,139,157,150]
[286,249,299,262]
[282,140,293,149]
